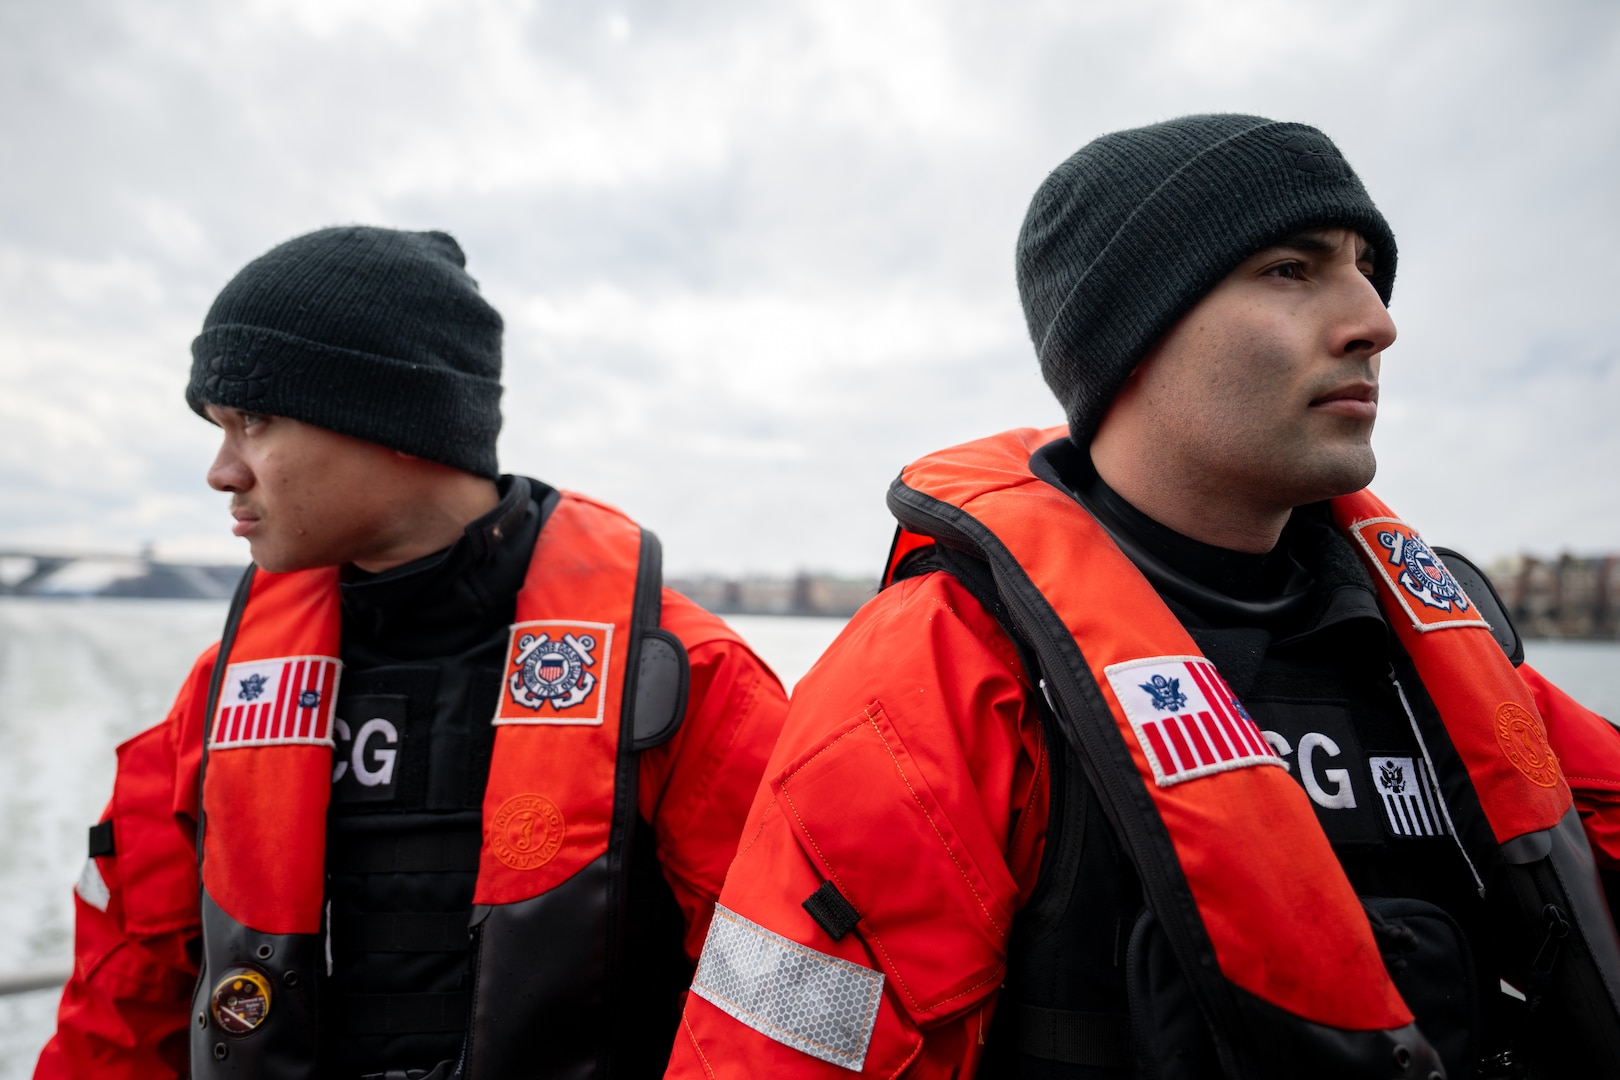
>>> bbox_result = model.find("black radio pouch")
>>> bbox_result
[1124,898,1478,1080]
[1361,896,1480,1078]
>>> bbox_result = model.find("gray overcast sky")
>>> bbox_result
[2,0,1617,575]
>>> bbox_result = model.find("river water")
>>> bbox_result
[0,599,1611,1072]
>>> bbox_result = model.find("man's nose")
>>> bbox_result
[1337,272,1397,358]
[206,440,252,493]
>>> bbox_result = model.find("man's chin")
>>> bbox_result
[1306,449,1377,503]
[246,540,324,575]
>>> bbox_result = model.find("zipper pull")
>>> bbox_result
[1530,903,1570,978]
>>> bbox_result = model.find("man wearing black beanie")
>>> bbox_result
[671,116,1620,1079]
[38,226,790,1080]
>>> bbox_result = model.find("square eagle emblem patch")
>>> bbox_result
[1104,656,1282,787]
[493,620,614,726]
[1349,517,1490,633]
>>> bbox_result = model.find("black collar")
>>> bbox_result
[339,475,555,663]
[1029,437,1386,646]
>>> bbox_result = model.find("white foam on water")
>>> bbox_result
[0,599,227,1071]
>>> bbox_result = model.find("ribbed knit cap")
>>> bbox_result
[188,226,504,478]
[1017,114,1396,444]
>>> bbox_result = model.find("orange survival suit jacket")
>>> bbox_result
[669,428,1620,1079]
[36,494,789,1080]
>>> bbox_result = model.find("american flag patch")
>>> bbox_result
[211,656,341,749]
[1105,656,1282,787]
[1369,756,1451,838]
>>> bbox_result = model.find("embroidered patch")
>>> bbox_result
[489,793,566,871]
[493,620,613,726]
[691,904,884,1071]
[1104,656,1282,787]
[1349,518,1490,633]
[211,656,341,749]
[1494,702,1561,788]
[1369,756,1450,837]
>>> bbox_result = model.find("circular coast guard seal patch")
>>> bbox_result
[494,620,615,725]
[1495,702,1561,789]
[512,631,596,707]
[490,793,566,871]
[1376,528,1470,613]
[1350,518,1490,633]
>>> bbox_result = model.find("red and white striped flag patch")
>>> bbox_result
[1104,656,1282,787]
[211,656,341,750]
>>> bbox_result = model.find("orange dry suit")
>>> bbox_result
[669,428,1620,1079]
[37,482,788,1080]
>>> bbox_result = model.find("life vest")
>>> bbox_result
[883,427,1620,1078]
[188,492,690,1079]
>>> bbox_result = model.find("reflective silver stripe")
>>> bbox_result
[691,904,884,1071]
[75,858,109,913]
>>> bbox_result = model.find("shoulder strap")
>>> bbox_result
[196,563,256,861]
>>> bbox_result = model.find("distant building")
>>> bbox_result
[1487,554,1619,641]
[20,543,1607,640]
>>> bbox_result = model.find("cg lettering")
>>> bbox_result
[330,716,400,787]
[1263,729,1357,810]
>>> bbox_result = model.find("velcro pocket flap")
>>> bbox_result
[111,724,201,938]
[775,702,1016,1024]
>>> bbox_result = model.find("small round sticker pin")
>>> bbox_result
[210,966,273,1036]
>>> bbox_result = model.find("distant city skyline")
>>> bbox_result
[5,545,1617,642]
[2,1,1617,575]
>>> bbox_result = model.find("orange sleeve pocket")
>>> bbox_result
[109,723,200,943]
[774,702,1016,1026]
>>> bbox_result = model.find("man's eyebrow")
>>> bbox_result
[1263,232,1378,266]
[1267,232,1336,256]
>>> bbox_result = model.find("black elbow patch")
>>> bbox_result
[88,819,115,859]
[802,880,861,941]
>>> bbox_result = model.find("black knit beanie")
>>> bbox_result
[188,226,504,479]
[1017,114,1397,445]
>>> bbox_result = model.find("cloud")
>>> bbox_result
[2,0,1617,572]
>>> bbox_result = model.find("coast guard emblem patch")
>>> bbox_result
[1105,656,1283,787]
[1349,518,1491,633]
[494,620,614,726]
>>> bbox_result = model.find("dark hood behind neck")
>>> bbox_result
[339,475,557,663]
